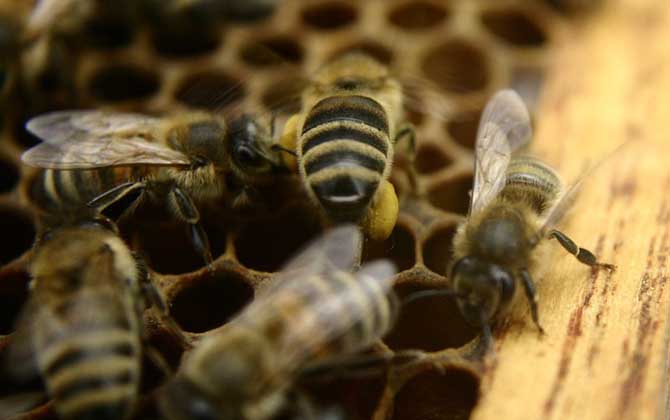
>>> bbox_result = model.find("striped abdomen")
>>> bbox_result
[29,167,143,213]
[299,95,391,222]
[251,270,398,363]
[501,156,561,215]
[37,293,141,420]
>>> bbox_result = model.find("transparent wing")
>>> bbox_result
[22,110,191,169]
[26,110,161,143]
[237,225,396,373]
[533,140,631,244]
[470,89,532,215]
[246,259,397,375]
[531,179,581,246]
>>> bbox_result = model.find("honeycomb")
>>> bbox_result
[0,1,573,419]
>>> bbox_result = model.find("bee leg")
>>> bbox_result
[87,181,146,212]
[144,345,174,381]
[549,230,616,271]
[136,265,191,349]
[169,187,214,267]
[393,123,419,195]
[520,270,546,335]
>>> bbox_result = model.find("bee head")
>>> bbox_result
[158,327,276,420]
[450,256,515,326]
[228,115,277,175]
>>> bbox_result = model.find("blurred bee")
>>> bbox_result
[450,90,615,343]
[280,53,417,241]
[22,110,285,264]
[2,215,180,420]
[158,225,402,420]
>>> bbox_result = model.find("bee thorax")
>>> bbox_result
[471,216,530,265]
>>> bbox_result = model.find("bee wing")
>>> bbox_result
[244,260,397,376]
[532,178,583,245]
[534,140,632,243]
[238,225,396,373]
[470,89,532,215]
[22,110,191,169]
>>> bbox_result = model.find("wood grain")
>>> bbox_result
[472,0,670,419]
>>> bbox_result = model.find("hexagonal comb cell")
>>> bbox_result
[234,206,322,273]
[0,157,18,194]
[332,40,394,65]
[0,208,34,266]
[301,1,359,30]
[128,217,227,275]
[415,143,453,175]
[422,39,490,94]
[445,109,482,150]
[385,282,476,352]
[388,1,450,31]
[427,174,473,215]
[260,76,305,114]
[175,70,246,111]
[362,223,416,272]
[480,9,547,47]
[392,369,480,420]
[423,223,458,276]
[170,271,254,333]
[239,35,305,67]
[88,64,161,102]
[149,14,221,58]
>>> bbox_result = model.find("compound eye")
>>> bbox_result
[193,156,209,168]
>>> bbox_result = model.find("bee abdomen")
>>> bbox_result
[300,95,391,221]
[30,167,127,213]
[283,271,397,359]
[41,329,139,420]
[502,157,561,214]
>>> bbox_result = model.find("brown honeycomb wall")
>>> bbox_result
[0,1,573,419]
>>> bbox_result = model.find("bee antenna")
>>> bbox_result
[401,288,465,306]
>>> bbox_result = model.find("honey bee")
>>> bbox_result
[22,110,285,264]
[450,89,615,343]
[158,225,401,420]
[280,53,417,241]
[2,215,179,420]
